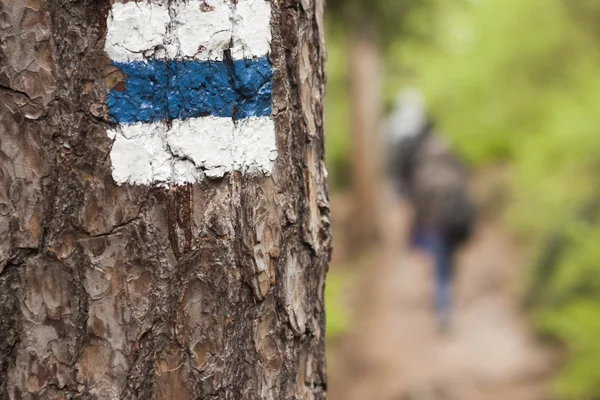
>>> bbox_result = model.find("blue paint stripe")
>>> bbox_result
[107,57,272,124]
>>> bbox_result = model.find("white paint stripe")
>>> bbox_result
[105,0,272,62]
[107,117,277,185]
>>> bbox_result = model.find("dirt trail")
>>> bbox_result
[327,191,557,400]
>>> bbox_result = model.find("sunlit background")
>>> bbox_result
[323,0,600,399]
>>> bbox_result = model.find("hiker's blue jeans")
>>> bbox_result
[412,228,452,322]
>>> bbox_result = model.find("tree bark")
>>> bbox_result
[0,0,330,399]
[347,29,383,248]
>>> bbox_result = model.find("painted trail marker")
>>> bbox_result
[105,0,276,185]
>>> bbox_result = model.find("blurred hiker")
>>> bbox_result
[383,89,475,330]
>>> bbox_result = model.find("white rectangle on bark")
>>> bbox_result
[107,116,277,185]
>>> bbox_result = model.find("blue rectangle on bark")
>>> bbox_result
[107,57,272,124]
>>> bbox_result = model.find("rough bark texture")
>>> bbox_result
[0,0,330,398]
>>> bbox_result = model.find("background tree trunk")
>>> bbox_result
[0,0,330,398]
[347,28,383,248]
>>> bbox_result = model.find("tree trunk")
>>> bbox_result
[347,28,383,248]
[0,0,330,398]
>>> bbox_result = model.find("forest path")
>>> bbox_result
[327,189,557,400]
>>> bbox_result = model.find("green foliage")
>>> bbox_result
[537,299,600,399]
